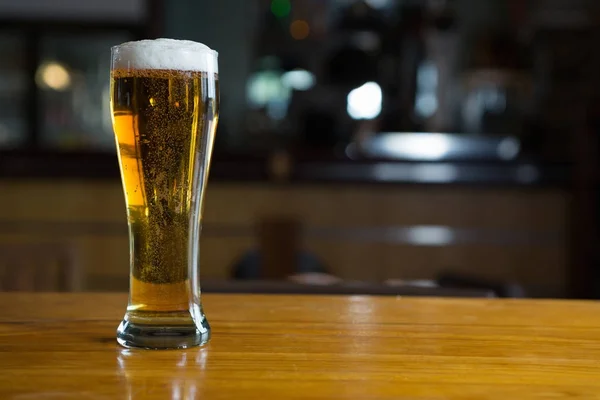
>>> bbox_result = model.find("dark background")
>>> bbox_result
[0,0,598,298]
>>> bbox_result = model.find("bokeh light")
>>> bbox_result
[35,61,72,91]
[347,82,382,120]
[290,20,310,40]
[271,0,291,18]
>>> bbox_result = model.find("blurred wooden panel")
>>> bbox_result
[199,237,255,279]
[0,181,124,222]
[0,182,568,232]
[0,235,128,290]
[282,187,380,227]
[0,234,566,294]
[0,181,569,293]
[0,242,82,292]
[78,237,129,281]
[304,240,385,282]
[377,187,568,231]
[202,185,287,225]
[87,274,128,292]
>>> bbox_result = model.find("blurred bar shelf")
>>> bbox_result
[0,147,570,187]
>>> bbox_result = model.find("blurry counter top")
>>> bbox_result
[0,149,569,187]
[1,293,600,399]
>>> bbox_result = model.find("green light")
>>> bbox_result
[271,0,291,18]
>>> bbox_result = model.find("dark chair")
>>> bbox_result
[233,216,331,279]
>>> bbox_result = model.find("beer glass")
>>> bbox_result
[110,39,218,349]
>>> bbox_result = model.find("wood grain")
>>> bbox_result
[1,293,600,399]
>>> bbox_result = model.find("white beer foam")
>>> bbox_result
[112,38,218,73]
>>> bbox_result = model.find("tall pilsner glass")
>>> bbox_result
[110,39,218,349]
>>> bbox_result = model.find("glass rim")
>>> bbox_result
[111,40,218,58]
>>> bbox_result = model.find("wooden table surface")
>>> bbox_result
[2,293,600,399]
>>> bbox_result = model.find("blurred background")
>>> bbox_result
[0,0,599,298]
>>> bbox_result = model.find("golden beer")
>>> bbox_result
[111,39,218,349]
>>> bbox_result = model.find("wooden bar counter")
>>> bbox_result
[1,293,600,399]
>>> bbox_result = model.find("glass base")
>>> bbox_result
[116,311,210,350]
